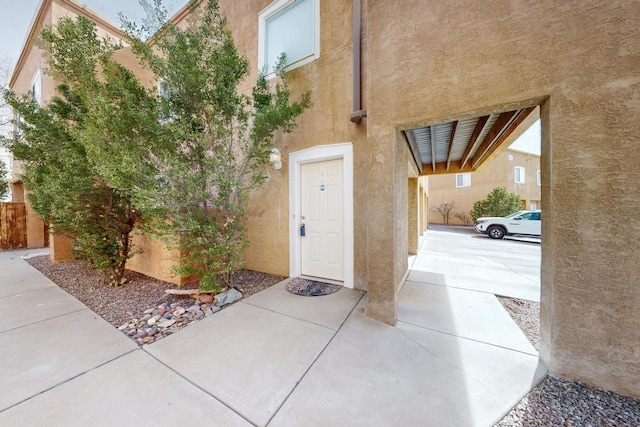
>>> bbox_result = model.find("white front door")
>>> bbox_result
[300,158,344,281]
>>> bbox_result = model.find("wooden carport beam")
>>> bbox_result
[430,126,436,172]
[446,120,458,171]
[472,107,536,169]
[418,160,474,176]
[404,130,423,173]
[471,110,518,168]
[460,115,489,169]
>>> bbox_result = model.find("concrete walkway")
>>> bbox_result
[0,230,545,426]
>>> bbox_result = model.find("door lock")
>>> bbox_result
[300,223,306,237]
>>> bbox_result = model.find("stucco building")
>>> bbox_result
[429,148,542,225]
[9,0,640,400]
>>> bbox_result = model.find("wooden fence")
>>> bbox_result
[0,203,27,250]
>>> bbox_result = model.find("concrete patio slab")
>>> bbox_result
[146,301,335,426]
[398,281,537,355]
[0,285,88,332]
[0,309,137,411]
[395,321,547,425]
[409,254,540,302]
[411,231,541,302]
[269,300,545,427]
[243,279,364,330]
[0,251,53,297]
[0,350,253,426]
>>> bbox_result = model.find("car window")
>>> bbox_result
[531,212,540,220]
[506,211,525,219]
[519,213,532,220]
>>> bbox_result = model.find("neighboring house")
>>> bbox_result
[0,149,11,202]
[428,149,541,225]
[8,0,138,254]
[1,64,12,201]
[9,0,640,400]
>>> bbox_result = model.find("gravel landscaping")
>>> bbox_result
[25,255,284,344]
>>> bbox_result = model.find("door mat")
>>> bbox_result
[285,277,342,296]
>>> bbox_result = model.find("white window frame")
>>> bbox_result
[455,173,471,188]
[537,170,541,186]
[157,78,168,99]
[514,166,526,184]
[258,0,320,75]
[31,69,42,105]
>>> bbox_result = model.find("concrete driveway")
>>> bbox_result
[0,229,544,426]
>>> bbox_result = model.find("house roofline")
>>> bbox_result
[9,0,129,88]
[146,0,204,48]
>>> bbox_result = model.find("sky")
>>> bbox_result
[508,119,540,156]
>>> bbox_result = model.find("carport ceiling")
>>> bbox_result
[404,107,535,175]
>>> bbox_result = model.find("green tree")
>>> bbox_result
[123,0,311,292]
[4,16,162,286]
[470,187,522,221]
[0,159,8,200]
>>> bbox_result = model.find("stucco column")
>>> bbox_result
[539,85,640,398]
[365,128,409,325]
[50,234,74,263]
[24,199,45,249]
[408,178,419,255]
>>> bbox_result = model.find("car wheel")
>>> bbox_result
[487,226,505,239]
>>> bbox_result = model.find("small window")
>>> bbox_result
[258,0,319,74]
[508,154,513,161]
[456,173,471,188]
[157,78,168,99]
[13,110,23,136]
[514,166,525,184]
[31,69,42,105]
[537,170,541,186]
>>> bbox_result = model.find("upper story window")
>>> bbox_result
[537,170,541,186]
[31,69,42,105]
[157,78,169,99]
[514,166,525,184]
[258,0,320,75]
[456,173,471,188]
[13,110,23,136]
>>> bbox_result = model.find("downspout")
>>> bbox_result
[350,0,367,123]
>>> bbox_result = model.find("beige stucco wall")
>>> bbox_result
[365,0,640,398]
[217,1,370,287]
[126,232,195,286]
[429,149,542,225]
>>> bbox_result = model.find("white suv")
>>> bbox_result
[474,210,541,239]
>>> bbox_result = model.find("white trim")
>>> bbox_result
[289,143,354,288]
[31,68,42,105]
[258,0,320,75]
[455,172,471,188]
